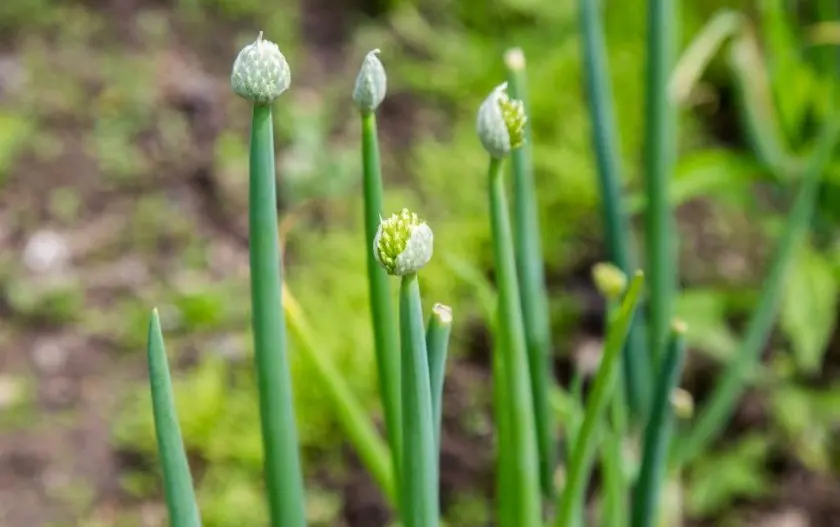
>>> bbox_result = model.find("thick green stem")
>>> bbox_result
[504,49,558,498]
[643,0,678,367]
[677,120,840,465]
[493,340,515,527]
[600,426,627,527]
[426,303,453,451]
[554,272,645,527]
[146,309,201,527]
[488,156,542,527]
[632,321,687,527]
[580,0,651,419]
[361,111,402,490]
[248,103,306,527]
[400,274,438,527]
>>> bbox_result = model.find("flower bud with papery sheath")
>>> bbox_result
[353,49,387,113]
[476,82,527,158]
[231,31,291,104]
[374,209,434,276]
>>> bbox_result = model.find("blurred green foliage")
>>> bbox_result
[3,0,840,525]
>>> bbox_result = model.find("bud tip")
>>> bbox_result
[432,303,453,324]
[504,47,526,70]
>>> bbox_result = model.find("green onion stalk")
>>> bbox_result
[632,320,687,527]
[353,49,403,495]
[426,303,453,450]
[477,82,542,527]
[231,31,307,527]
[554,271,646,527]
[642,0,679,367]
[579,0,651,421]
[503,48,558,497]
[374,209,442,527]
[145,309,202,527]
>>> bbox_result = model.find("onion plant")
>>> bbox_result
[144,34,453,527]
[477,82,543,527]
[230,32,306,527]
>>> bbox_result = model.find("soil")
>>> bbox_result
[2,2,840,527]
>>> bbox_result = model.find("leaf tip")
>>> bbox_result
[432,303,453,324]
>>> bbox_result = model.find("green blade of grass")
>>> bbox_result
[579,0,651,420]
[283,283,396,504]
[248,103,306,527]
[146,309,202,527]
[361,112,402,492]
[727,29,802,177]
[669,10,743,105]
[642,0,679,368]
[631,320,687,527]
[554,272,645,527]
[400,273,438,527]
[677,117,840,465]
[426,303,453,451]
[759,0,810,144]
[503,47,557,499]
[487,156,542,526]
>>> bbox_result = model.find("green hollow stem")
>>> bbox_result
[600,426,627,527]
[493,337,515,527]
[631,321,687,527]
[504,48,557,499]
[248,103,306,527]
[643,0,679,368]
[554,272,645,527]
[601,302,628,527]
[426,303,453,451]
[146,309,201,527]
[283,284,396,504]
[400,273,438,527]
[580,0,651,420]
[361,111,402,491]
[487,156,542,527]
[677,119,840,465]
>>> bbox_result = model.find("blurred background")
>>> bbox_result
[2,0,840,525]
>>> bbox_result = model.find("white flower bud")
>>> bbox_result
[476,82,527,159]
[230,31,291,104]
[353,49,387,113]
[374,209,434,276]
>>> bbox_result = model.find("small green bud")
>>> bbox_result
[476,82,527,158]
[670,387,694,420]
[374,209,434,276]
[353,49,387,113]
[591,262,628,299]
[230,31,291,104]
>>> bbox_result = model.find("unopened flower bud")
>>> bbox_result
[353,49,387,113]
[231,31,291,104]
[592,262,628,300]
[476,82,527,158]
[374,209,434,276]
[670,387,694,420]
